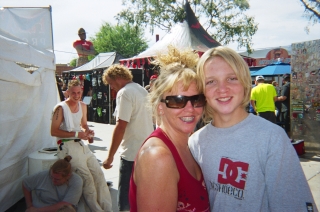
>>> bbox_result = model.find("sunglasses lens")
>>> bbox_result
[165,95,205,109]
[193,95,206,107]
[166,96,186,108]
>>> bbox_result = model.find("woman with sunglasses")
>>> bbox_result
[129,46,210,212]
[188,46,316,211]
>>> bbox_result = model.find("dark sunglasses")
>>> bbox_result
[160,94,206,109]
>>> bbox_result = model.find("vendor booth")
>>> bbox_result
[63,52,125,124]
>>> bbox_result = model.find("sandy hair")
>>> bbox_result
[197,46,252,122]
[67,80,80,89]
[149,45,202,122]
[50,155,72,178]
[102,64,133,85]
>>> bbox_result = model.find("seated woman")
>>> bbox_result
[22,155,83,212]
[129,46,210,211]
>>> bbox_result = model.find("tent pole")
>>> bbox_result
[49,6,54,53]
[142,68,144,87]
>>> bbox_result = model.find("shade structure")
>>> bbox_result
[66,52,124,73]
[251,62,291,76]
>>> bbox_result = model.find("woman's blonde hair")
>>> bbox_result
[149,46,203,123]
[197,46,252,122]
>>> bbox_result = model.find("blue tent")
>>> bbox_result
[251,62,291,76]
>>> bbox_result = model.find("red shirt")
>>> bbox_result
[73,40,93,57]
[129,128,210,212]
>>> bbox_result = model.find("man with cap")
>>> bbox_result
[276,74,291,135]
[73,28,96,67]
[251,75,277,123]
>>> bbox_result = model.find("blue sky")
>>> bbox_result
[2,0,320,64]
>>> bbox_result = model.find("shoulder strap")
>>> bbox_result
[152,128,187,175]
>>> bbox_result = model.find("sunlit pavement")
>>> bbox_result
[6,121,320,212]
[89,121,320,211]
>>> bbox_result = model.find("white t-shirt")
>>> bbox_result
[115,82,154,161]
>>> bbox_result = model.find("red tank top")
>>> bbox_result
[73,40,93,56]
[129,128,210,212]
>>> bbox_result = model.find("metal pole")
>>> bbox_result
[49,6,55,53]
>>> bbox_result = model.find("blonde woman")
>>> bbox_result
[129,46,210,212]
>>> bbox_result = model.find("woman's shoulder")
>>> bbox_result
[134,137,179,183]
[140,137,172,159]
[136,137,177,169]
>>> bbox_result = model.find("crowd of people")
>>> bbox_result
[23,45,317,212]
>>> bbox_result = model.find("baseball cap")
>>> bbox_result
[255,76,264,81]
[78,28,86,35]
[282,73,290,79]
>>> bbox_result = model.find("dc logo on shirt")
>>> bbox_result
[218,157,249,190]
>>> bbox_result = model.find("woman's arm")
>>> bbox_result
[134,138,180,212]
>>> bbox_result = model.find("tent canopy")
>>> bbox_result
[119,2,221,67]
[66,52,124,73]
[0,8,57,211]
[251,62,291,76]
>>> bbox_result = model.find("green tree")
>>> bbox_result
[90,22,148,58]
[69,58,77,67]
[116,0,258,53]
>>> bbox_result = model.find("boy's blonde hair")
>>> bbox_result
[197,46,252,122]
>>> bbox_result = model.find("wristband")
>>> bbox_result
[75,131,78,138]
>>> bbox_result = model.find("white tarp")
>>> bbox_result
[0,9,57,211]
[0,7,54,50]
[67,52,122,73]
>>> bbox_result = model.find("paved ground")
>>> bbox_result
[6,121,320,211]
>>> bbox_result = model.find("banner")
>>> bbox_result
[0,7,53,50]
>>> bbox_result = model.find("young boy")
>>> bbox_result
[189,46,317,211]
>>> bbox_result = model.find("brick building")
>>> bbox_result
[55,64,74,77]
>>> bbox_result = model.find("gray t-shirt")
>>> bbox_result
[189,114,317,212]
[23,170,83,208]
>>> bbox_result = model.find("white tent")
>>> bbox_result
[119,2,221,66]
[0,9,57,211]
[120,20,216,66]
[138,21,212,58]
[67,52,124,73]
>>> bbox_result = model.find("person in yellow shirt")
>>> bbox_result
[250,76,277,123]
